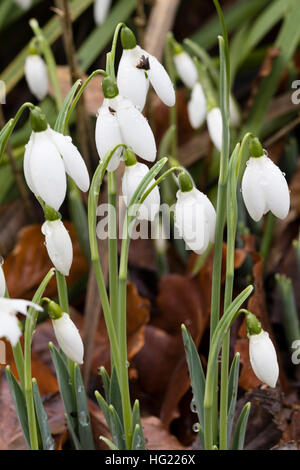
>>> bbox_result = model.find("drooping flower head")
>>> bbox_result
[187,82,207,129]
[42,218,73,276]
[241,138,290,222]
[0,298,42,346]
[246,311,279,388]
[174,172,216,254]
[172,43,198,89]
[117,26,175,111]
[45,299,84,364]
[24,107,90,211]
[24,42,49,102]
[95,77,156,171]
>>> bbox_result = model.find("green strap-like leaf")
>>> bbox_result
[108,405,126,450]
[181,325,206,430]
[131,400,145,450]
[227,353,240,446]
[231,402,251,450]
[5,366,30,448]
[54,80,81,133]
[32,378,56,450]
[109,367,123,427]
[74,364,94,450]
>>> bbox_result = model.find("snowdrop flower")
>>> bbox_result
[241,138,290,222]
[187,82,207,129]
[174,173,216,254]
[207,106,222,152]
[42,219,73,276]
[24,107,90,211]
[173,47,198,89]
[117,26,175,110]
[94,0,112,25]
[14,0,32,10]
[246,311,279,388]
[0,263,6,298]
[122,154,160,221]
[0,298,42,346]
[25,53,49,101]
[52,313,84,364]
[95,78,156,171]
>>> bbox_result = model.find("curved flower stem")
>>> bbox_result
[0,102,34,162]
[24,268,55,449]
[29,18,62,109]
[139,165,186,203]
[109,22,125,79]
[65,69,106,131]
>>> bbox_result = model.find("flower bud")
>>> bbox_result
[206,107,222,152]
[52,313,84,364]
[248,330,279,388]
[42,220,73,276]
[173,51,198,89]
[187,82,207,129]
[25,54,49,101]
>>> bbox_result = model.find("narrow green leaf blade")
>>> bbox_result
[232,402,251,450]
[227,353,240,445]
[74,364,94,450]
[181,325,206,429]
[5,366,30,448]
[32,379,56,450]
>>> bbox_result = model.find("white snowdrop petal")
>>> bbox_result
[49,130,90,192]
[42,220,73,276]
[122,163,160,221]
[95,103,123,171]
[24,132,37,195]
[263,157,290,220]
[173,52,198,88]
[207,107,223,152]
[249,331,279,388]
[117,49,149,111]
[187,83,207,129]
[24,55,49,101]
[242,158,267,222]
[117,99,156,162]
[147,55,175,107]
[28,131,67,211]
[0,266,6,298]
[174,188,210,254]
[0,311,22,347]
[197,192,216,243]
[52,313,84,364]
[8,299,42,315]
[93,0,111,25]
